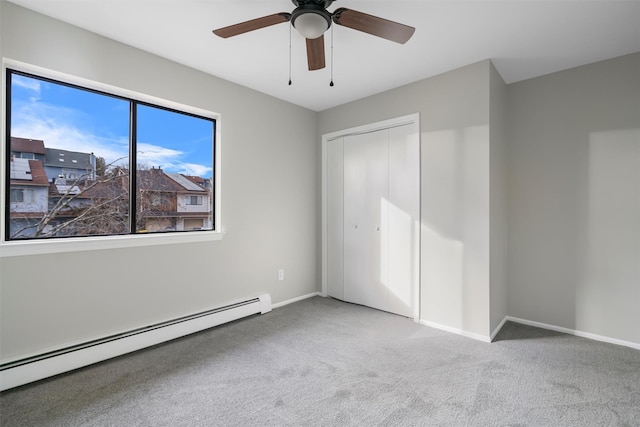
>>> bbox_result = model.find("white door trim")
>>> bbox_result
[321,113,421,321]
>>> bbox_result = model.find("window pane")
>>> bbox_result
[10,189,24,202]
[5,69,217,241]
[135,104,214,233]
[8,72,130,239]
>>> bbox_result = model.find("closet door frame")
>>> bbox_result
[321,113,420,321]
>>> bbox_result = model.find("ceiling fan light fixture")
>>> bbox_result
[213,0,416,73]
[292,8,331,39]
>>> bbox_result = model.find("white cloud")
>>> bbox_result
[174,162,213,177]
[12,75,41,95]
[11,94,212,178]
[11,111,129,165]
[136,143,183,163]
[135,143,213,177]
[12,96,129,165]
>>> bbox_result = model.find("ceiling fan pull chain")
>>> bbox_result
[288,23,293,85]
[329,24,334,87]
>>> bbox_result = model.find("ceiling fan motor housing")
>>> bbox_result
[291,0,334,39]
[291,0,334,8]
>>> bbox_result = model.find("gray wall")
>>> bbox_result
[319,53,639,345]
[0,2,318,360]
[507,52,640,344]
[1,1,638,362]
[319,60,498,340]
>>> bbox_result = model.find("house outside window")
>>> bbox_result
[4,69,217,241]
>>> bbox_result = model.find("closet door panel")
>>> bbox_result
[343,130,389,312]
[327,138,345,300]
[388,124,420,317]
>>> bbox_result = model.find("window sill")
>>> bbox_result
[0,231,224,258]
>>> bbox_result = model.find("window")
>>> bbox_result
[10,188,35,203]
[184,218,204,230]
[187,195,203,205]
[5,69,216,241]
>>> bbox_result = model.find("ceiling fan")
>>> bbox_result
[212,0,415,71]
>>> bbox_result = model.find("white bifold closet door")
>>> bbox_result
[343,128,390,312]
[328,123,419,318]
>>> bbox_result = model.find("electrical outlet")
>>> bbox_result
[278,269,284,281]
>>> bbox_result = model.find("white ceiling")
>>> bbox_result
[7,0,640,111]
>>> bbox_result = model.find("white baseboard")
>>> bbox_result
[271,292,321,309]
[504,316,640,350]
[490,316,509,342]
[0,295,271,391]
[419,319,491,343]
[418,315,640,350]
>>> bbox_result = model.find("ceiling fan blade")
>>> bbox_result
[332,8,415,44]
[213,13,291,38]
[306,35,326,71]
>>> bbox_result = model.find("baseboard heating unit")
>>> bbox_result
[0,294,272,391]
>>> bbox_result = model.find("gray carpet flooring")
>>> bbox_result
[1,296,639,426]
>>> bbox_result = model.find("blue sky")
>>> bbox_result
[10,73,214,178]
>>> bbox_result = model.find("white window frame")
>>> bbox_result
[1,59,223,258]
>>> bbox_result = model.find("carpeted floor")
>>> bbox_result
[1,296,639,426]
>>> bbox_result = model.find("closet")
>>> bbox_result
[325,116,419,318]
